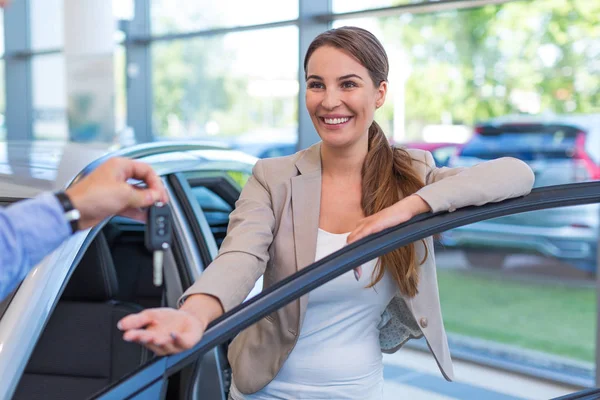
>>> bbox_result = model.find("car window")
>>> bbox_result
[460,124,580,161]
[438,202,597,384]
[226,170,251,188]
[454,124,599,187]
[191,186,233,248]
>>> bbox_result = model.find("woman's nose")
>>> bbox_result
[321,89,341,110]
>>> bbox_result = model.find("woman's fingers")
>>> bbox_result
[123,328,183,355]
[123,328,159,344]
[118,310,155,330]
[347,219,372,244]
[119,308,205,355]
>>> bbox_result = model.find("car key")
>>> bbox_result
[145,202,172,287]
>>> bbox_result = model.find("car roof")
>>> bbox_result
[0,140,257,200]
[477,113,600,132]
[400,142,460,151]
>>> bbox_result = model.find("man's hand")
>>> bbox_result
[65,157,167,230]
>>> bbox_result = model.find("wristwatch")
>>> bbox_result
[54,191,81,233]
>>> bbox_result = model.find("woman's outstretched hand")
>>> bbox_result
[117,294,224,356]
[117,308,206,356]
[347,194,431,245]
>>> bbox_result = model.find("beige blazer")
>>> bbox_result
[181,142,535,394]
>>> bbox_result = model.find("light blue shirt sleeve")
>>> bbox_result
[0,193,71,300]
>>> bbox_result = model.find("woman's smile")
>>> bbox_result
[320,115,354,130]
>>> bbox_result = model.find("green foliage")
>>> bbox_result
[378,0,600,139]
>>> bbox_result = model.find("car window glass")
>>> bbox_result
[460,125,579,161]
[437,202,597,385]
[191,186,232,248]
[454,124,600,186]
[226,171,251,188]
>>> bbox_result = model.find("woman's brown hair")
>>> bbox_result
[304,26,427,297]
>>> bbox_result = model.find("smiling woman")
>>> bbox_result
[118,26,534,400]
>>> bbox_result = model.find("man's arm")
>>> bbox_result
[0,157,168,302]
[0,193,71,300]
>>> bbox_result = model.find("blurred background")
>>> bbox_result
[1,0,599,399]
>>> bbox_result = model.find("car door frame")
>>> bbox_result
[91,181,600,399]
[163,171,245,400]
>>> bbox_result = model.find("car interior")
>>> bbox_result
[12,226,160,399]
[10,177,239,400]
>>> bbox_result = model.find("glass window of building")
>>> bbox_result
[114,45,128,143]
[152,25,299,155]
[32,54,68,141]
[333,0,600,147]
[151,0,298,34]
[30,0,64,51]
[333,0,412,14]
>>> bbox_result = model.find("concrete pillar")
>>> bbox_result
[63,0,115,143]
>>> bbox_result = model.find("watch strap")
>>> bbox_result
[54,191,80,233]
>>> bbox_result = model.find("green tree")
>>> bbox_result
[377,0,600,140]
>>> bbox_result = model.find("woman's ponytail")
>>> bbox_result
[361,122,427,297]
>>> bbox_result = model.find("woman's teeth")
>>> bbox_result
[324,117,350,125]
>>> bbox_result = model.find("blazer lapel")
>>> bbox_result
[291,143,322,323]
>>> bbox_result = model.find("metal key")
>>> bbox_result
[145,202,172,287]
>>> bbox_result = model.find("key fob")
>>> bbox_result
[145,202,172,252]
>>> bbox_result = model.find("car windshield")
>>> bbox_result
[460,124,581,160]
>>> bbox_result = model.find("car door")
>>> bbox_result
[89,180,600,399]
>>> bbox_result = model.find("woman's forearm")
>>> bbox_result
[404,194,432,217]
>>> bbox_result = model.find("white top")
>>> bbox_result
[231,228,398,399]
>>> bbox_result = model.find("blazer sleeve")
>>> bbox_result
[414,151,535,213]
[179,160,275,312]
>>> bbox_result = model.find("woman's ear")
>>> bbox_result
[375,81,388,109]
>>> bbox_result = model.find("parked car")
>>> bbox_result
[1,141,599,399]
[442,114,600,272]
[400,141,462,167]
[231,128,298,159]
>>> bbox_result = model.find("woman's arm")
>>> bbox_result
[180,159,276,312]
[415,150,535,213]
[348,151,534,244]
[118,161,276,355]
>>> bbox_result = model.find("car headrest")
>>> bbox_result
[62,233,119,302]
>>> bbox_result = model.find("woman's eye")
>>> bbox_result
[341,81,357,89]
[307,81,324,89]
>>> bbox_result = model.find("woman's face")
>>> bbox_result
[305,45,387,150]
